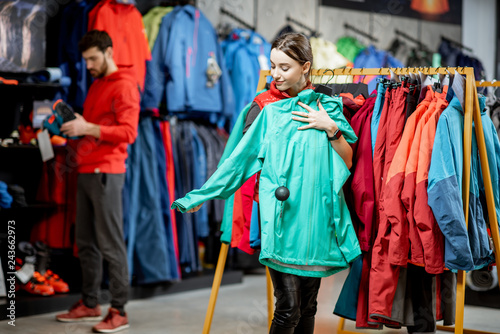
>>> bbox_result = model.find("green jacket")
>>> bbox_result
[172,89,361,277]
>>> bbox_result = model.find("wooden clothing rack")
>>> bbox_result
[202,67,500,334]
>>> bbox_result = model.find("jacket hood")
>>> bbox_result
[99,65,138,85]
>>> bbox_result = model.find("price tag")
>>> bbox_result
[258,54,270,71]
[37,129,54,162]
[15,263,35,284]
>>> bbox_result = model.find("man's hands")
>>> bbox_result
[61,113,100,138]
[292,100,338,136]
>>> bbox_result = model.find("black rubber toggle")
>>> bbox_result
[275,186,290,201]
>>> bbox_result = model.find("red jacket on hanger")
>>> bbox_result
[413,91,449,274]
[88,0,151,90]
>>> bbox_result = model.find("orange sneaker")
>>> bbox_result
[21,271,55,296]
[44,270,69,293]
[92,308,129,333]
[56,300,102,322]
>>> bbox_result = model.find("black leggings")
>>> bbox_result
[268,268,322,334]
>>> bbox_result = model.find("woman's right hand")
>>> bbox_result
[184,203,203,213]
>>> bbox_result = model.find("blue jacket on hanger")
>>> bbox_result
[142,5,234,128]
[222,29,271,129]
[428,96,499,272]
[354,45,403,93]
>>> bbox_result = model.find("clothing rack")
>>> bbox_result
[220,7,255,31]
[476,80,500,87]
[344,23,378,43]
[395,29,431,51]
[202,67,500,334]
[286,16,320,37]
[441,35,473,53]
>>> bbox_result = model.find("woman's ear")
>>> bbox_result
[302,61,311,75]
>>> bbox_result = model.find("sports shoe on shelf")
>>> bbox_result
[92,308,129,333]
[56,300,102,322]
[44,269,70,293]
[19,271,55,296]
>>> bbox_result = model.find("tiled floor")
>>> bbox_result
[1,269,498,333]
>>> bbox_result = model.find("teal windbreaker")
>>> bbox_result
[172,89,361,277]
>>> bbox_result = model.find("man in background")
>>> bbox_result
[55,30,140,334]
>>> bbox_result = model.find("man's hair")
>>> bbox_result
[78,30,113,53]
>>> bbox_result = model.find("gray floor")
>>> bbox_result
[1,269,499,334]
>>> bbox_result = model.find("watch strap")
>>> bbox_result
[328,128,342,141]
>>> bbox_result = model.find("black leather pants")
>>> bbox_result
[268,268,322,334]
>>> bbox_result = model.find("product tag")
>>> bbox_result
[37,129,54,162]
[0,257,6,297]
[252,36,263,45]
[206,53,222,88]
[258,54,270,70]
[15,262,35,284]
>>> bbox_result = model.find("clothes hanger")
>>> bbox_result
[315,69,334,96]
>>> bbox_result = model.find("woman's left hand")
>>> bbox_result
[292,100,337,132]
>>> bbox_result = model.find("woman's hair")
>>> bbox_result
[272,33,313,79]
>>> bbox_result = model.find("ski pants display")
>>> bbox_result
[76,173,128,310]
[268,268,321,334]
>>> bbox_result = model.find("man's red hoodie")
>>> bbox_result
[74,66,140,174]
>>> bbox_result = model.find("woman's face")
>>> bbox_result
[270,48,310,94]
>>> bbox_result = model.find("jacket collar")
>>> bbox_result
[449,94,486,116]
[270,80,314,100]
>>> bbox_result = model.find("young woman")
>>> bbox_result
[173,33,360,334]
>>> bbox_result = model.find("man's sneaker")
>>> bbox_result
[92,308,129,333]
[56,300,102,322]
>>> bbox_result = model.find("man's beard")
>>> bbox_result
[91,58,109,78]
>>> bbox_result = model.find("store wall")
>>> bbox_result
[462,0,497,80]
[199,0,462,59]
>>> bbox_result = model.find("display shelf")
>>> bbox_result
[0,270,243,320]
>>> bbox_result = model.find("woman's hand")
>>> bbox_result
[292,100,337,135]
[292,99,353,169]
[178,203,203,213]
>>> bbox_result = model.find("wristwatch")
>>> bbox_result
[327,128,342,141]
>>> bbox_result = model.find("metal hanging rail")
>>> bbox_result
[344,23,378,43]
[220,7,255,31]
[441,35,473,53]
[395,29,431,51]
[286,16,320,37]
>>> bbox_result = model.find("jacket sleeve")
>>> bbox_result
[218,101,253,244]
[141,13,172,109]
[427,116,474,271]
[216,40,235,128]
[335,187,362,263]
[172,106,269,212]
[99,83,140,144]
[164,11,186,113]
[481,119,500,232]
[413,119,445,274]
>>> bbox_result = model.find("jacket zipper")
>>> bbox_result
[277,188,284,231]
[306,103,317,265]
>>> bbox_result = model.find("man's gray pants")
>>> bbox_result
[75,173,128,310]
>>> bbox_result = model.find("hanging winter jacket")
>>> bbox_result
[173,89,361,277]
[221,29,271,129]
[428,95,499,271]
[142,5,234,127]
